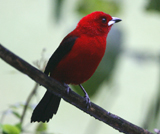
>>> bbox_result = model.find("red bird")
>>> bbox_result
[31,11,121,122]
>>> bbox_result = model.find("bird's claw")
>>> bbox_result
[63,83,70,94]
[84,94,91,109]
[79,84,91,109]
[66,86,71,94]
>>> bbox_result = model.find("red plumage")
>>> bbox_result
[51,12,113,84]
[51,35,107,84]
[31,11,121,122]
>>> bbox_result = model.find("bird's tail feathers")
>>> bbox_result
[31,90,61,122]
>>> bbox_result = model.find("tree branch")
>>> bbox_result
[0,44,153,134]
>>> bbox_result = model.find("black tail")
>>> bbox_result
[31,91,61,122]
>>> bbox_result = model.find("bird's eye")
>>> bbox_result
[102,17,107,23]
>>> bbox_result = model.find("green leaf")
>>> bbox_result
[12,111,21,119]
[76,0,120,16]
[15,123,22,132]
[35,123,47,132]
[2,124,20,134]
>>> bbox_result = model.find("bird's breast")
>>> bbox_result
[51,36,107,84]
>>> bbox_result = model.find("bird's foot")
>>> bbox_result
[79,84,91,109]
[84,93,91,109]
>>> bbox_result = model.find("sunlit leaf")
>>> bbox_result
[2,124,20,134]
[15,123,22,132]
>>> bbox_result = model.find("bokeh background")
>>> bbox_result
[0,0,160,133]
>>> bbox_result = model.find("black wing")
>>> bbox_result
[44,36,78,75]
[31,36,78,122]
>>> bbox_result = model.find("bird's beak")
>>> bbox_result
[108,17,122,26]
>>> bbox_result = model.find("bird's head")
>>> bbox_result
[76,11,121,37]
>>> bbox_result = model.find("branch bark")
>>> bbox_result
[0,44,154,134]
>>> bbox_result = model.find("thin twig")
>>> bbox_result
[20,83,39,125]
[0,44,154,134]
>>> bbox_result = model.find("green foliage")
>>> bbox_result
[146,0,160,12]
[11,111,21,119]
[0,102,48,134]
[1,124,20,134]
[35,122,47,133]
[52,0,121,22]
[76,0,120,16]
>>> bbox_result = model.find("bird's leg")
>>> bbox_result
[63,83,71,94]
[79,84,91,109]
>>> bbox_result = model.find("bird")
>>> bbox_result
[31,11,121,122]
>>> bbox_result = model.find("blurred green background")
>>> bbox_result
[0,0,160,133]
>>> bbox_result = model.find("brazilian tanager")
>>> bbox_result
[31,11,121,122]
